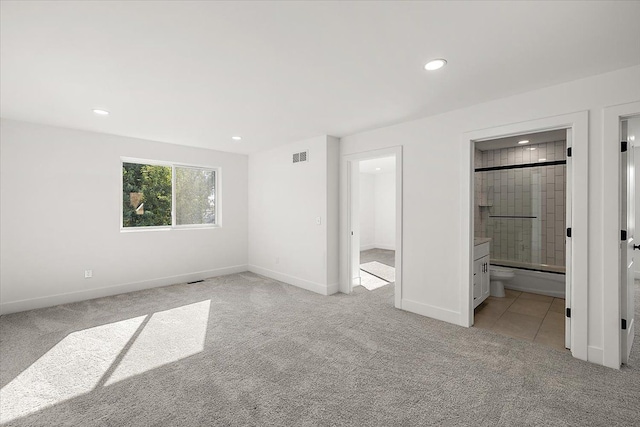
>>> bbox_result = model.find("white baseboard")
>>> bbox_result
[327,282,339,295]
[0,264,249,315]
[401,299,460,325]
[248,265,331,296]
[375,243,396,251]
[360,244,396,251]
[505,284,565,299]
[587,346,604,365]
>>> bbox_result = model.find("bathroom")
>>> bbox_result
[472,129,568,350]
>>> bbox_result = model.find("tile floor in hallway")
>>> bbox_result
[473,289,567,351]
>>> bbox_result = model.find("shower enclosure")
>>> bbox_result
[474,141,567,274]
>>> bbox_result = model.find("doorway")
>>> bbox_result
[471,130,570,351]
[461,111,589,361]
[341,147,403,308]
[603,101,640,369]
[620,115,639,364]
[357,157,397,291]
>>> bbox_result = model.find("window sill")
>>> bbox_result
[120,225,220,233]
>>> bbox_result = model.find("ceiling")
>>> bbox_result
[359,157,395,174]
[1,1,639,155]
[476,129,567,151]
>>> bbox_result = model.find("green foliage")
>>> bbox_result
[122,163,172,227]
[175,167,215,225]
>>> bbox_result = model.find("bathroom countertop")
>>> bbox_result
[474,237,492,246]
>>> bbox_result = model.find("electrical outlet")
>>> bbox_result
[316,216,322,225]
[84,270,93,279]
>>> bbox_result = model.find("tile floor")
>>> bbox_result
[473,289,567,351]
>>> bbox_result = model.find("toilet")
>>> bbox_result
[489,266,515,297]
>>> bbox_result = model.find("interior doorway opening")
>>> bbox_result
[620,115,639,365]
[471,128,572,352]
[356,157,397,292]
[343,147,403,308]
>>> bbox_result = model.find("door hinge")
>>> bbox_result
[566,308,571,318]
[622,319,627,330]
[566,228,572,238]
[621,141,628,153]
[622,230,627,241]
[567,147,572,157]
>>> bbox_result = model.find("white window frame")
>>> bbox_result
[120,157,221,232]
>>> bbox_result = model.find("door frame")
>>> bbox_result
[460,111,589,362]
[339,146,403,309]
[602,101,640,369]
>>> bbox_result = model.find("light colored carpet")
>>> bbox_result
[360,261,396,284]
[0,274,639,426]
[360,248,395,268]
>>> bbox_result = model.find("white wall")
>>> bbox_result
[0,119,248,314]
[326,137,340,289]
[359,173,376,250]
[248,135,339,295]
[339,65,640,364]
[359,171,396,251]
[374,172,396,250]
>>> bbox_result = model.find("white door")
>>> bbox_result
[621,117,638,364]
[565,128,573,350]
[349,161,361,291]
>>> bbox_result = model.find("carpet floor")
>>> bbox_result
[360,248,395,268]
[1,274,639,426]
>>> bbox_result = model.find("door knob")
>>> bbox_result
[634,244,640,250]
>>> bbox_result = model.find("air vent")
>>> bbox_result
[292,150,309,164]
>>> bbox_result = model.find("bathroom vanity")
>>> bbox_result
[473,238,491,308]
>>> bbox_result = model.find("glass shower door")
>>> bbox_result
[476,160,566,273]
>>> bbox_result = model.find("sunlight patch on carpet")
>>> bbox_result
[359,270,389,290]
[105,300,210,385]
[0,316,146,424]
[360,261,395,283]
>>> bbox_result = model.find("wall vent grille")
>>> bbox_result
[292,150,309,164]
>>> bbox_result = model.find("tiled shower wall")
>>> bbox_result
[475,140,567,270]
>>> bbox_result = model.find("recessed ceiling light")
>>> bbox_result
[539,158,547,162]
[630,135,636,141]
[92,109,109,116]
[375,168,381,171]
[424,59,447,71]
[232,136,242,141]
[518,140,529,144]
[529,147,536,151]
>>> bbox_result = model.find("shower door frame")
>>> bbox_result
[460,111,589,362]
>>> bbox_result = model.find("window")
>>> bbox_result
[122,159,217,229]
[175,166,216,226]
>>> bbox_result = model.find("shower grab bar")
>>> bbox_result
[489,215,537,219]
